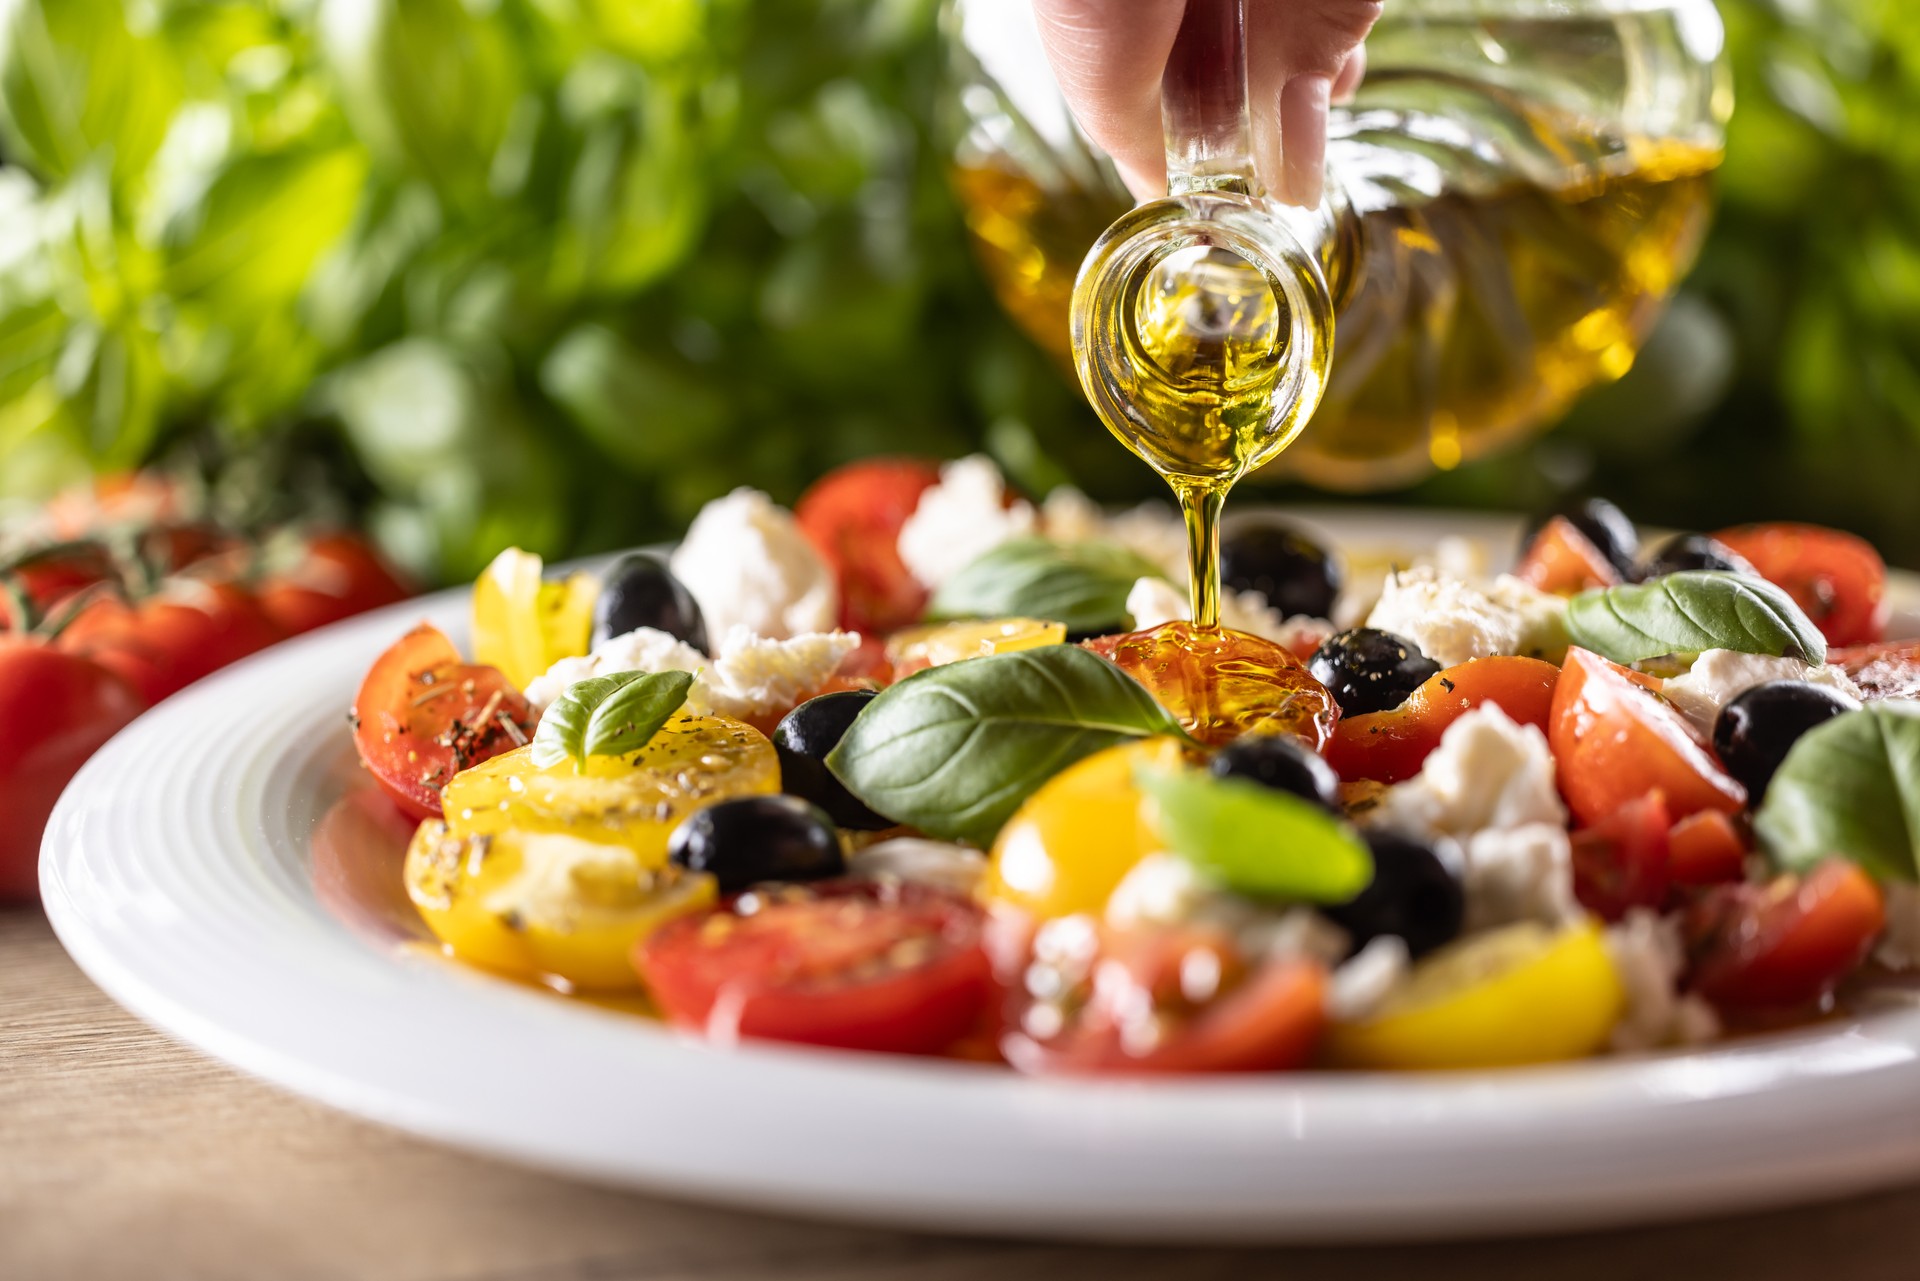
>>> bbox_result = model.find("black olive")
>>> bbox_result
[1219,519,1341,619]
[1523,497,1639,577]
[591,551,710,653]
[1209,733,1340,812]
[1322,831,1465,960]
[1308,628,1441,716]
[1636,533,1757,582]
[668,795,846,894]
[773,690,891,830]
[1712,680,1859,801]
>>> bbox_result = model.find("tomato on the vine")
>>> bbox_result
[58,582,284,704]
[795,458,941,635]
[350,625,537,820]
[1549,648,1745,826]
[0,640,145,899]
[1712,523,1888,648]
[635,880,995,1055]
[257,532,413,635]
[1686,861,1884,1012]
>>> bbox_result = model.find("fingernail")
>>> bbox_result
[1280,74,1331,208]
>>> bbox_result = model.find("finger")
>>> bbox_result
[1331,45,1366,104]
[1246,0,1382,204]
[1031,0,1188,199]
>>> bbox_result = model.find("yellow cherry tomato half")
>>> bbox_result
[405,820,716,990]
[981,737,1187,921]
[885,618,1067,677]
[472,547,596,690]
[1324,920,1625,1070]
[441,714,779,865]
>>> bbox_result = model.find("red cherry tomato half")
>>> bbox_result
[1515,517,1622,596]
[0,639,146,899]
[1686,861,1885,1012]
[1712,523,1888,647]
[1549,648,1745,827]
[1002,925,1327,1075]
[1326,656,1560,784]
[1571,790,1671,922]
[795,458,941,635]
[258,532,414,636]
[350,624,537,820]
[1666,810,1749,889]
[58,581,284,705]
[635,880,995,1056]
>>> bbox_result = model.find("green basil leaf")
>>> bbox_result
[826,644,1188,847]
[1135,767,1374,904]
[1567,571,1827,666]
[1755,703,1920,883]
[531,669,694,769]
[926,538,1168,634]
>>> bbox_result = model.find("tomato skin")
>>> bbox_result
[1571,791,1671,922]
[1686,861,1885,1012]
[258,533,413,635]
[1326,656,1559,784]
[0,640,145,899]
[1712,523,1888,648]
[1515,517,1622,595]
[1667,810,1749,888]
[1549,648,1745,826]
[58,582,284,704]
[795,458,941,635]
[635,881,995,1056]
[1003,925,1327,1075]
[351,625,537,820]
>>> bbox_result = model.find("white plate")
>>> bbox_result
[40,508,1920,1243]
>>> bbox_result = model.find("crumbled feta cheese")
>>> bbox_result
[847,839,986,897]
[669,488,837,642]
[699,627,860,722]
[1374,704,1567,838]
[1605,909,1722,1052]
[524,627,708,709]
[1103,852,1347,964]
[1458,825,1579,931]
[523,625,856,724]
[897,455,1037,589]
[1327,935,1410,1022]
[1878,881,1920,971]
[1660,649,1864,737]
[1365,566,1568,667]
[1122,575,1328,652]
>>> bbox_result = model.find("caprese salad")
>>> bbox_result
[349,457,1920,1072]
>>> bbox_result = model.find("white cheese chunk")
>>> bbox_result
[1103,852,1348,966]
[1365,565,1568,667]
[1660,649,1864,737]
[523,625,856,725]
[1458,824,1579,932]
[1374,704,1568,838]
[1605,908,1722,1052]
[1326,935,1410,1022]
[524,627,708,710]
[669,488,838,642]
[896,455,1037,590]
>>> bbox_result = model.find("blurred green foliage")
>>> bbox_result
[1,0,1918,577]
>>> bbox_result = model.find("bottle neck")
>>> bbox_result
[1161,0,1258,199]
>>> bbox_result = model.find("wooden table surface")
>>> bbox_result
[6,906,1919,1281]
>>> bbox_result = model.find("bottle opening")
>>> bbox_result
[1126,242,1288,400]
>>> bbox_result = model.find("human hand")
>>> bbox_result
[1031,0,1380,207]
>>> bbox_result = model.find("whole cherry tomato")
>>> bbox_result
[1326,655,1560,784]
[257,532,414,636]
[0,639,146,899]
[1549,648,1745,826]
[351,624,537,820]
[58,581,284,705]
[1712,523,1888,648]
[795,458,941,635]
